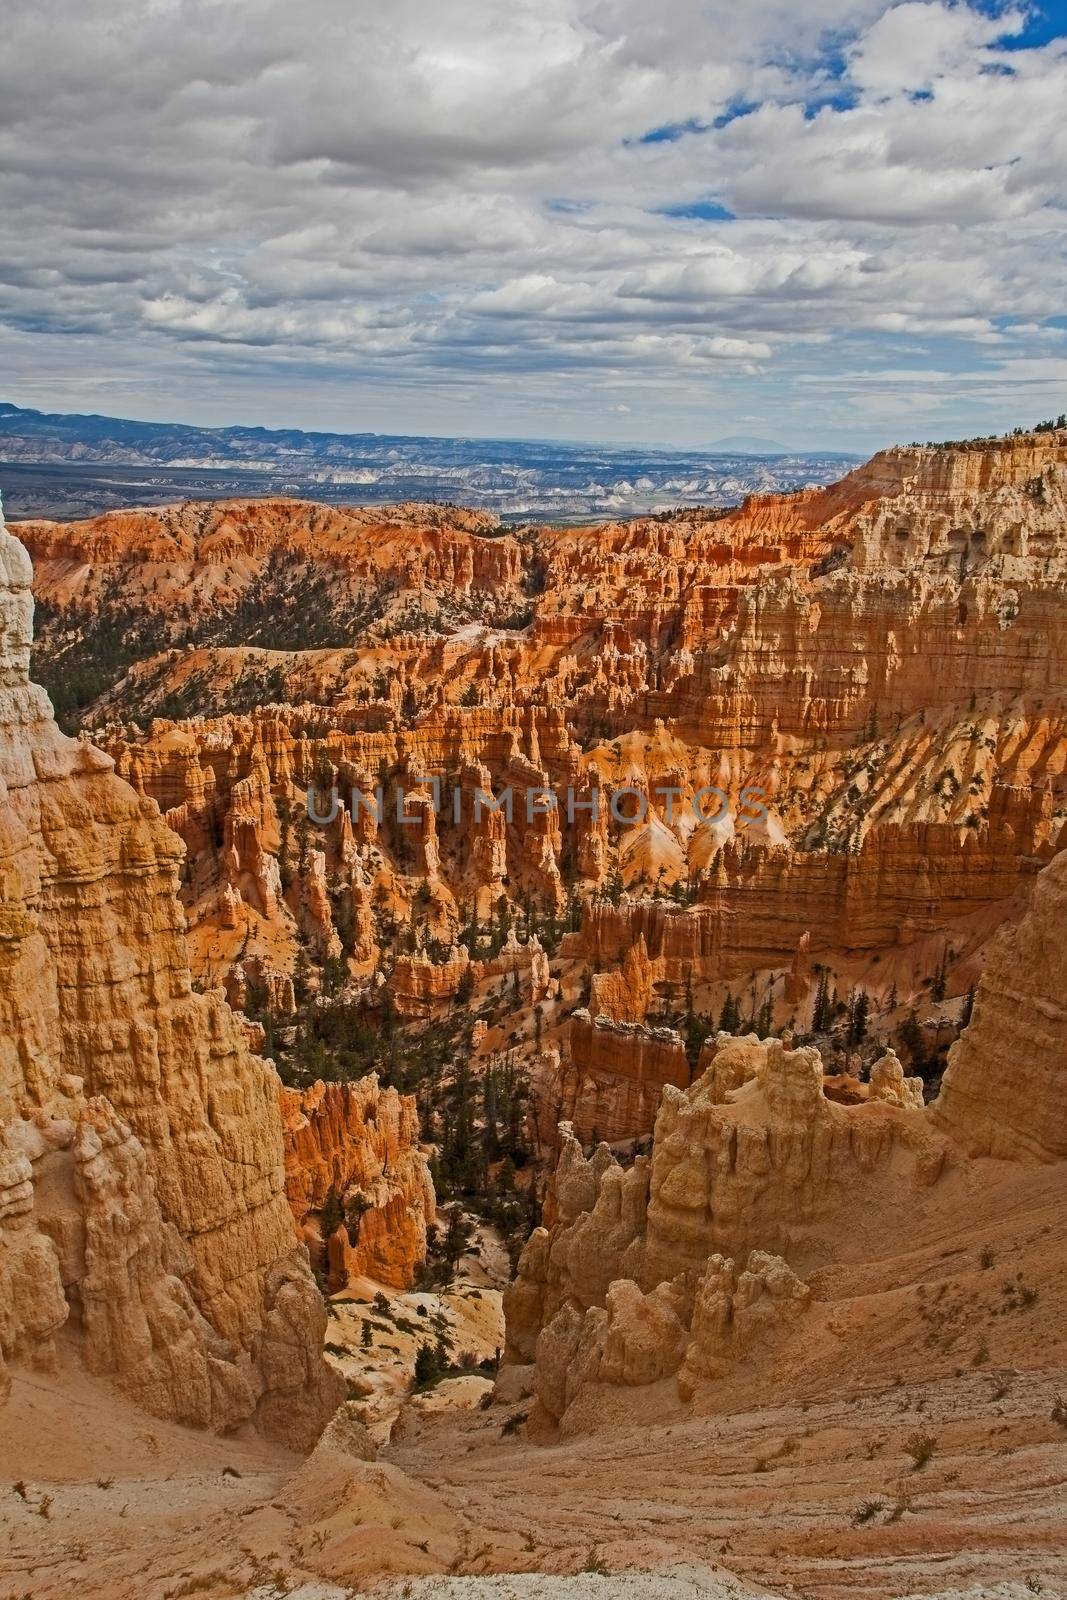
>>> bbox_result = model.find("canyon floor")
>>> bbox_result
[3,1354,1063,1600]
[4,1153,1065,1600]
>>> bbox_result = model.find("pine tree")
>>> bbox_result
[293,946,313,1007]
[719,991,741,1033]
[684,1011,713,1072]
[441,1207,475,1277]
[567,885,582,932]
[931,945,950,1004]
[812,968,832,1032]
[344,1190,370,1246]
[319,1188,343,1241]
[847,989,870,1045]
[897,1010,925,1070]
[414,1341,442,1387]
[481,1071,501,1162]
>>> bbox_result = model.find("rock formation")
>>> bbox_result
[588,934,657,1022]
[933,846,1067,1161]
[533,1010,690,1149]
[4,432,1067,1598]
[11,431,1067,1433]
[504,1030,942,1431]
[12,448,1066,1061]
[281,1075,435,1289]
[506,837,1067,1436]
[675,1249,810,1400]
[0,499,341,1444]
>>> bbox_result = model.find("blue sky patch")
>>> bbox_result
[712,100,759,129]
[973,0,1067,49]
[634,118,708,145]
[657,200,737,222]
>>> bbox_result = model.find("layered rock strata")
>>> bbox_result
[17,432,1067,1189]
[933,847,1067,1161]
[533,1011,690,1149]
[0,501,340,1444]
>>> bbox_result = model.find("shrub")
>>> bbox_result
[904,1430,937,1470]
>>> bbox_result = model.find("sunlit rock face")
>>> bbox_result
[0,497,341,1444]
[23,433,1058,1025]
[502,1026,944,1430]
[14,433,1066,1175]
[281,1074,435,1290]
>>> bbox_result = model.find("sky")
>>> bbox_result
[1,0,1066,454]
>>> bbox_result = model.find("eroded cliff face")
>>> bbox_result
[0,502,341,1444]
[537,1010,690,1149]
[933,847,1067,1161]
[21,497,517,620]
[504,845,1067,1437]
[281,1075,435,1290]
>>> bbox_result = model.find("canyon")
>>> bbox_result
[0,427,1066,1599]
[19,429,1066,1149]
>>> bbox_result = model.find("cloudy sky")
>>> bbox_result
[1,0,1065,452]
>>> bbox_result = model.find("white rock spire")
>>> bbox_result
[0,490,35,691]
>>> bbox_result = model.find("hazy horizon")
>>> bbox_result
[0,396,867,459]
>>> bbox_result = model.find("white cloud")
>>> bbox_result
[848,1,1025,95]
[0,0,1064,450]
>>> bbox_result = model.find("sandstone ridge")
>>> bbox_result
[281,1073,436,1289]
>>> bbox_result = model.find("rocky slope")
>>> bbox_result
[0,496,341,1446]
[501,839,1067,1449]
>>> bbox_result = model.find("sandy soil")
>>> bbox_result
[1,1353,1064,1600]
[2,1165,1066,1600]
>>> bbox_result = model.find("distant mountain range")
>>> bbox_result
[0,401,858,522]
[706,434,792,454]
